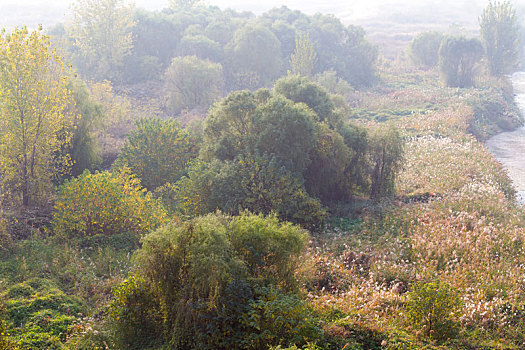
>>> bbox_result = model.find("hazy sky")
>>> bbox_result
[0,0,521,30]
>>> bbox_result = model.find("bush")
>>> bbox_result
[406,281,462,341]
[52,168,166,238]
[117,118,199,190]
[409,31,443,67]
[111,212,312,349]
[241,287,323,349]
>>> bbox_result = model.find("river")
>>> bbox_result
[486,72,525,204]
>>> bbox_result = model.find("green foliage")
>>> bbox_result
[241,287,323,349]
[438,36,483,88]
[0,303,16,350]
[177,34,223,62]
[314,70,352,96]
[479,0,519,76]
[368,126,404,199]
[406,281,462,342]
[409,31,444,67]
[52,168,166,238]
[290,34,317,77]
[4,278,84,349]
[66,78,104,177]
[164,55,224,113]
[111,212,312,349]
[274,75,339,127]
[117,118,199,190]
[227,24,282,88]
[68,0,136,81]
[169,156,326,229]
[108,276,163,349]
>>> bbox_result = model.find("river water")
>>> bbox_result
[486,72,525,204]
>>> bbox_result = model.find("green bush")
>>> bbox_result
[117,118,199,190]
[111,212,313,349]
[409,31,443,67]
[52,168,166,238]
[241,287,323,350]
[406,281,462,342]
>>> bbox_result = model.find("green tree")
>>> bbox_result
[68,0,136,81]
[0,26,74,206]
[409,31,444,67]
[368,126,404,199]
[177,35,223,62]
[290,34,317,77]
[66,78,104,177]
[117,118,199,190]
[479,0,520,76]
[227,24,282,88]
[169,0,201,10]
[438,36,484,88]
[164,55,224,113]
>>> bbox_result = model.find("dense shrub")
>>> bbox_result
[165,156,326,229]
[110,212,312,349]
[406,281,462,341]
[438,36,483,88]
[52,168,166,238]
[409,31,443,67]
[117,118,199,190]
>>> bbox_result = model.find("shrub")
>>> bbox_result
[117,118,199,190]
[406,281,462,341]
[438,36,483,88]
[113,212,312,349]
[52,168,166,238]
[409,31,443,67]
[241,287,323,349]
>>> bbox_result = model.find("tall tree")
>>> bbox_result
[290,34,317,77]
[68,0,136,81]
[479,0,520,76]
[0,27,74,206]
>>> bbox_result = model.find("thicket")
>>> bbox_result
[109,212,321,349]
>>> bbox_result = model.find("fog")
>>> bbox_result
[0,0,507,29]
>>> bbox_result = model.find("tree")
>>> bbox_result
[438,36,484,88]
[66,78,104,176]
[164,55,224,113]
[290,34,317,77]
[409,31,444,67]
[169,0,200,10]
[117,118,199,190]
[368,126,404,199]
[479,0,520,76]
[227,24,282,88]
[0,26,74,206]
[68,0,136,81]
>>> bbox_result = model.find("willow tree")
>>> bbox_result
[0,26,74,206]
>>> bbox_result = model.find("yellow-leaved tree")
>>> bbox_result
[0,26,74,206]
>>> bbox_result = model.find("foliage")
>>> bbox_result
[274,75,339,127]
[169,156,326,229]
[290,34,317,77]
[406,281,462,341]
[314,70,352,96]
[241,287,323,349]
[68,0,136,81]
[0,26,74,207]
[438,36,483,88]
[66,78,104,177]
[108,276,163,349]
[164,55,223,113]
[409,31,443,67]
[117,118,199,190]
[226,24,282,88]
[368,126,404,199]
[112,212,311,349]
[52,168,166,238]
[4,278,84,349]
[479,0,519,76]
[177,34,223,62]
